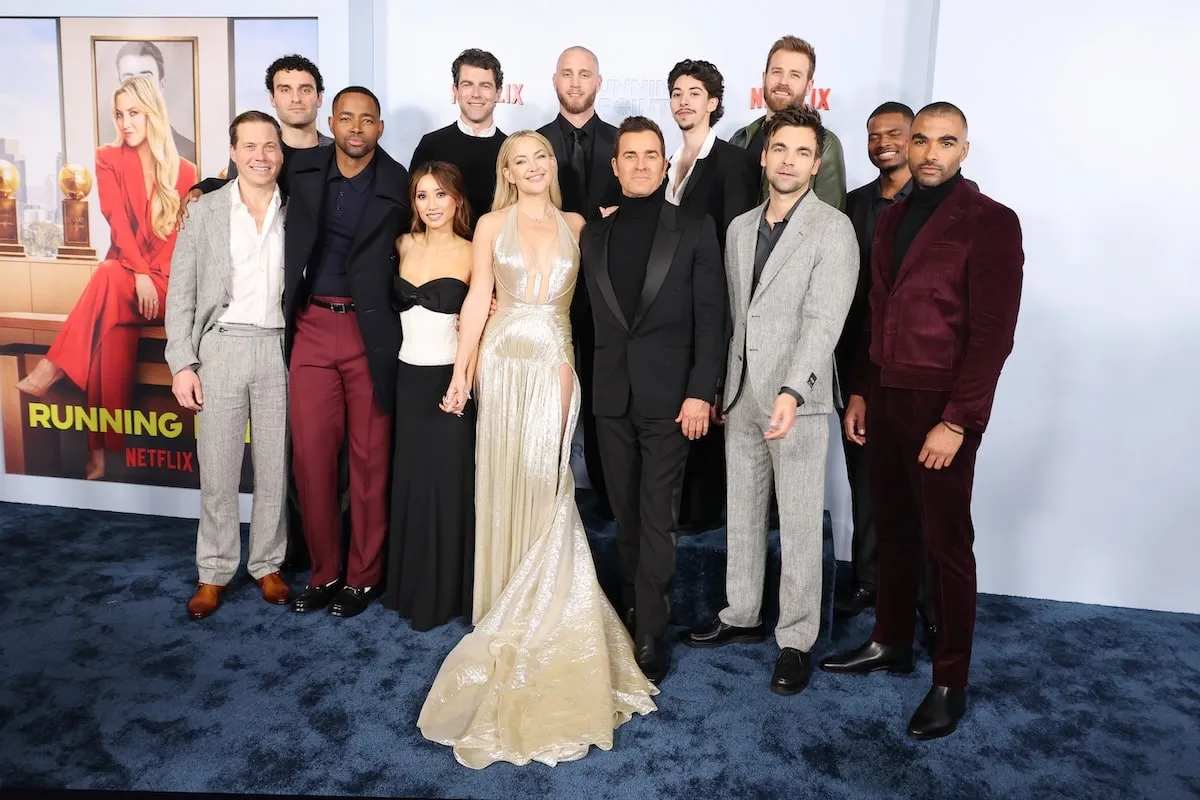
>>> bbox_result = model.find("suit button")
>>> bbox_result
[221,303,229,308]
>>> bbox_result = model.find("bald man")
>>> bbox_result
[537,46,621,521]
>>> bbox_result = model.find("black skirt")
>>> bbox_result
[383,360,476,631]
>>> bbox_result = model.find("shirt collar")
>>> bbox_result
[871,175,913,202]
[327,156,377,191]
[231,177,282,212]
[760,187,810,232]
[669,127,717,165]
[558,111,598,138]
[457,116,497,138]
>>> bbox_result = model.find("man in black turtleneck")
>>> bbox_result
[580,116,726,684]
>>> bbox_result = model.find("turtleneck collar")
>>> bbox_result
[618,180,667,218]
[910,169,963,208]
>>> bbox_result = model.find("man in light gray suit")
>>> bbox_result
[682,106,857,695]
[166,110,291,620]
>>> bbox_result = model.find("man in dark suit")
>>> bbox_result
[283,86,409,619]
[663,58,757,534]
[537,45,622,519]
[580,116,726,683]
[821,103,1024,741]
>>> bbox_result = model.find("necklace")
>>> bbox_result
[519,206,553,223]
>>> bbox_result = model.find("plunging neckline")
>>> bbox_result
[511,208,561,303]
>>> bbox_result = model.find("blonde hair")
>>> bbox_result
[111,75,181,240]
[491,130,562,212]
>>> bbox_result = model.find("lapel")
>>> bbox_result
[589,117,615,211]
[679,153,710,207]
[118,146,150,249]
[348,147,406,260]
[893,180,971,288]
[289,145,332,225]
[207,182,235,294]
[589,216,628,331]
[735,203,763,313]
[630,203,683,331]
[752,192,814,300]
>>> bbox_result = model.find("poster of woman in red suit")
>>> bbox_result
[16,74,197,480]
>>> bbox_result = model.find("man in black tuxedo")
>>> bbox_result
[537,45,621,519]
[663,58,757,534]
[580,116,726,683]
[283,86,410,619]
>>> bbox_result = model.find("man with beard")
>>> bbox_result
[821,102,1024,740]
[285,87,410,619]
[730,36,846,210]
[664,58,757,534]
[537,45,622,519]
[409,48,507,225]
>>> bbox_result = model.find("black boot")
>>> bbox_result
[907,685,966,739]
[636,636,668,683]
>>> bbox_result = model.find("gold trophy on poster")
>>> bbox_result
[57,163,97,260]
[0,159,25,256]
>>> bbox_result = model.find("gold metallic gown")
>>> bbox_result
[417,206,659,769]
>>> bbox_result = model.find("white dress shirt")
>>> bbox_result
[457,116,498,138]
[665,128,717,206]
[220,179,285,329]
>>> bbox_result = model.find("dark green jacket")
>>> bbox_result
[729,115,847,211]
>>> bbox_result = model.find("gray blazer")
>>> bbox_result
[164,181,283,375]
[723,191,858,417]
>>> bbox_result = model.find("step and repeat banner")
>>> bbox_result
[0,0,936,545]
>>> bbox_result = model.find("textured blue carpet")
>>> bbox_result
[0,501,1198,799]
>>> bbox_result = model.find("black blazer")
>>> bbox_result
[581,203,727,419]
[537,114,621,222]
[282,145,410,411]
[673,137,758,250]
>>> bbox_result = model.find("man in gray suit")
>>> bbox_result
[166,110,291,620]
[682,106,857,695]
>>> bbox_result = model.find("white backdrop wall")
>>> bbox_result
[930,0,1200,613]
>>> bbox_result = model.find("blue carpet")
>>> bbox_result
[0,501,1198,799]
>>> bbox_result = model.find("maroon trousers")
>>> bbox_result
[868,385,982,689]
[289,298,391,587]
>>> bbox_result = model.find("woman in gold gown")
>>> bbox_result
[418,131,658,768]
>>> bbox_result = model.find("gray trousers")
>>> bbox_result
[195,324,288,585]
[719,378,829,652]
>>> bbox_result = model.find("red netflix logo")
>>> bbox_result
[749,86,832,111]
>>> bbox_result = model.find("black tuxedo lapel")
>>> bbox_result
[679,154,710,207]
[590,217,628,331]
[290,150,330,224]
[630,204,683,330]
[349,149,407,260]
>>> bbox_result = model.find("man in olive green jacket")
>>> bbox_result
[730,35,846,211]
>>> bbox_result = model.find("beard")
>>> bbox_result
[556,87,598,116]
[764,82,803,113]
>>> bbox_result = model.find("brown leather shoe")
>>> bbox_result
[187,583,223,620]
[257,572,290,605]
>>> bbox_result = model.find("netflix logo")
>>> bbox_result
[749,87,832,111]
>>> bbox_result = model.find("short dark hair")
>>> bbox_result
[868,101,914,123]
[614,116,666,159]
[452,48,503,90]
[917,101,968,132]
[229,110,282,147]
[115,41,165,80]
[265,54,324,95]
[667,59,726,125]
[408,162,473,239]
[761,106,827,155]
[331,85,381,116]
[765,35,817,80]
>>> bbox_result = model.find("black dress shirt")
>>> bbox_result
[557,113,600,212]
[751,189,809,405]
[309,158,378,297]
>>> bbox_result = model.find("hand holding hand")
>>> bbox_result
[440,371,470,417]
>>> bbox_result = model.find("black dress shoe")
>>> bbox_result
[770,648,812,696]
[681,617,765,648]
[908,685,966,739]
[833,585,876,618]
[328,584,381,618]
[636,636,668,683]
[291,578,343,613]
[818,639,914,674]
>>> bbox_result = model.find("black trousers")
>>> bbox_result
[596,408,691,640]
[573,307,609,514]
[678,425,726,529]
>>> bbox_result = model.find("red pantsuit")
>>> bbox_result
[289,299,392,587]
[46,144,196,452]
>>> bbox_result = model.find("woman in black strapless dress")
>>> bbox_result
[383,163,476,631]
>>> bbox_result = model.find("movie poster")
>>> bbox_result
[0,16,318,490]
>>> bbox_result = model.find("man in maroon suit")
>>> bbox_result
[819,102,1023,740]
